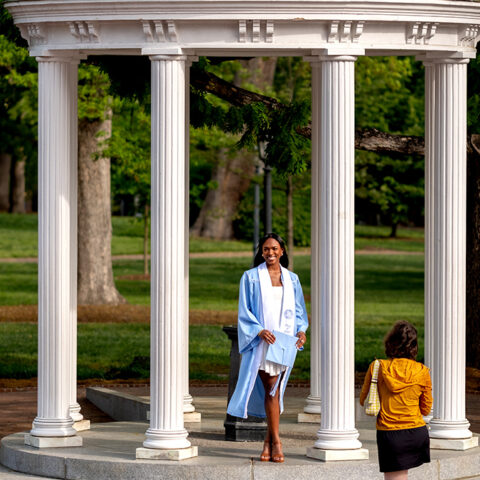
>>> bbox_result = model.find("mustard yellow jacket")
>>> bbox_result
[360,358,433,431]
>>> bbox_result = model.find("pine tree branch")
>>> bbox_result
[191,68,478,157]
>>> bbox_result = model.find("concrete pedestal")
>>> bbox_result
[306,446,369,462]
[430,436,479,451]
[136,446,198,460]
[24,434,83,449]
[298,413,321,424]
[73,420,91,432]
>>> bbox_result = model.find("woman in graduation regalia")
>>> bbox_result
[227,233,309,463]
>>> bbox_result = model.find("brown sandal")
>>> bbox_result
[272,442,284,463]
[260,441,271,462]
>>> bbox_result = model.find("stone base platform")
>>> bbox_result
[1,394,480,480]
[2,396,480,480]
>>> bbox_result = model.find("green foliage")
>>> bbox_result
[190,59,311,176]
[107,97,151,207]
[356,56,424,135]
[354,57,425,233]
[273,57,311,104]
[356,153,425,231]
[0,30,38,193]
[78,63,112,121]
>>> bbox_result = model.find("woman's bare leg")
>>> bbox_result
[259,370,283,461]
[384,470,408,480]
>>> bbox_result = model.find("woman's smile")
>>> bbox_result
[262,238,283,266]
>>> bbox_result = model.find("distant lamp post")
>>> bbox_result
[257,141,272,235]
[253,163,261,259]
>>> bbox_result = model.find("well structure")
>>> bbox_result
[3,0,480,469]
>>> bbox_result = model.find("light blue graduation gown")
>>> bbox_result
[226,265,309,419]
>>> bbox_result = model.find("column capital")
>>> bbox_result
[36,55,81,65]
[304,54,358,65]
[149,54,188,62]
[417,53,471,66]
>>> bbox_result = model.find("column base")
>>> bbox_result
[143,428,191,450]
[184,412,201,423]
[298,412,321,423]
[30,418,76,437]
[306,446,369,462]
[69,403,83,423]
[183,394,195,414]
[430,436,479,451]
[136,446,198,461]
[73,419,91,432]
[314,429,363,450]
[25,434,83,449]
[429,419,473,439]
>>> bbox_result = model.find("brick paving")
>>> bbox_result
[1,385,480,440]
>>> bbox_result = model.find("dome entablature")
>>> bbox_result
[5,0,480,57]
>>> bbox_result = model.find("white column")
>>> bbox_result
[300,61,322,421]
[28,57,82,448]
[425,58,477,449]
[307,56,367,461]
[137,55,197,459]
[65,60,88,431]
[182,58,200,421]
[423,62,435,421]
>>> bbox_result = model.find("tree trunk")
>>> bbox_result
[77,117,126,305]
[0,153,12,212]
[191,149,256,239]
[466,135,480,368]
[191,58,277,239]
[11,156,26,213]
[286,175,294,270]
[389,222,398,238]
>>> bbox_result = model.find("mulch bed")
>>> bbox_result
[0,305,237,325]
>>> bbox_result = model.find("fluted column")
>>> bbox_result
[307,56,367,461]
[425,58,477,448]
[423,62,435,421]
[28,57,81,447]
[65,60,86,430]
[182,58,199,420]
[137,55,197,459]
[302,61,322,419]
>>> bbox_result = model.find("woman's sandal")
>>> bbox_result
[271,442,284,463]
[260,441,271,462]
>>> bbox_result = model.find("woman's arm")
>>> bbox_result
[359,362,374,406]
[294,275,309,334]
[419,370,433,416]
[237,272,263,354]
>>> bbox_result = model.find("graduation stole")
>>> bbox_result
[258,262,296,336]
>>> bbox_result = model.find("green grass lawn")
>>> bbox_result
[0,253,424,380]
[0,213,423,258]
[0,213,252,257]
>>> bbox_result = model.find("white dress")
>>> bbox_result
[259,286,287,376]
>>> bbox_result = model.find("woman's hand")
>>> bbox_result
[296,331,306,349]
[259,329,276,344]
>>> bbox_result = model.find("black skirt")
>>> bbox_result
[376,426,430,473]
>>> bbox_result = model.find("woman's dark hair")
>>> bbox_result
[253,233,289,268]
[384,321,418,360]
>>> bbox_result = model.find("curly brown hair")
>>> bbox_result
[384,321,418,360]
